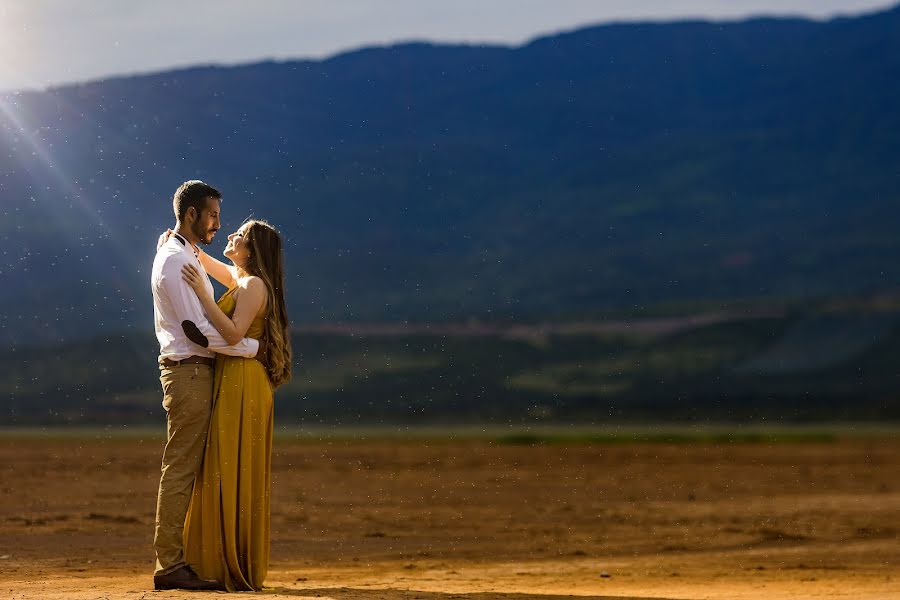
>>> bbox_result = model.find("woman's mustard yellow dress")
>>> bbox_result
[183,287,273,591]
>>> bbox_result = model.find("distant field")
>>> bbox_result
[0,422,896,444]
[3,304,900,425]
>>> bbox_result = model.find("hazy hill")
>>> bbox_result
[5,306,900,425]
[2,5,900,346]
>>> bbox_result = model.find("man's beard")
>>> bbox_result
[192,220,216,245]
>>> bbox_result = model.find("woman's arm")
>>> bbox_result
[157,228,236,288]
[181,264,267,346]
[197,247,238,289]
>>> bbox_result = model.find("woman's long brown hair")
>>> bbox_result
[239,220,292,388]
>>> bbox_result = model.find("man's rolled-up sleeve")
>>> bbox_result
[159,258,259,358]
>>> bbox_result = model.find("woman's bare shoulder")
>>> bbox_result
[236,275,265,291]
[234,276,267,311]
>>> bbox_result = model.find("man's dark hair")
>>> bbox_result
[173,180,221,221]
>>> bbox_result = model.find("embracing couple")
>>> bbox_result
[149,180,292,591]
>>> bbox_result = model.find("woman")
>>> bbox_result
[179,219,292,591]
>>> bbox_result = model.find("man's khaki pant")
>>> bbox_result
[153,363,214,576]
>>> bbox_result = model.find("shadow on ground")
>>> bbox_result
[263,589,677,600]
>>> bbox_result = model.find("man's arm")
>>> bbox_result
[159,258,259,358]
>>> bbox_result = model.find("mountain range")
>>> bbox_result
[1,4,900,347]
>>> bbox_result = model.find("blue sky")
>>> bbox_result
[0,0,894,92]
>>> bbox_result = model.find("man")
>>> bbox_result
[150,180,264,591]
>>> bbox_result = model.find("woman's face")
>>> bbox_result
[223,223,252,267]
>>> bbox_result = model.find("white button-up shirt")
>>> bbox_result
[151,232,259,362]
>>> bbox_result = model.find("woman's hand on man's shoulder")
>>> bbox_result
[156,229,173,251]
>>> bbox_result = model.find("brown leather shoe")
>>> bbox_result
[153,565,225,591]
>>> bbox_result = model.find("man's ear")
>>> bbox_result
[185,206,196,223]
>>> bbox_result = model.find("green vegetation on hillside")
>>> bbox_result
[3,302,899,425]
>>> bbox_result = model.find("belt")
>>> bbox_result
[159,356,215,368]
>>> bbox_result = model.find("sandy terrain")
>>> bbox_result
[0,433,897,599]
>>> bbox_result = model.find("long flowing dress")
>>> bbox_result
[183,286,273,591]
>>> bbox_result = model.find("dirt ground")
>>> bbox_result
[0,433,897,599]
